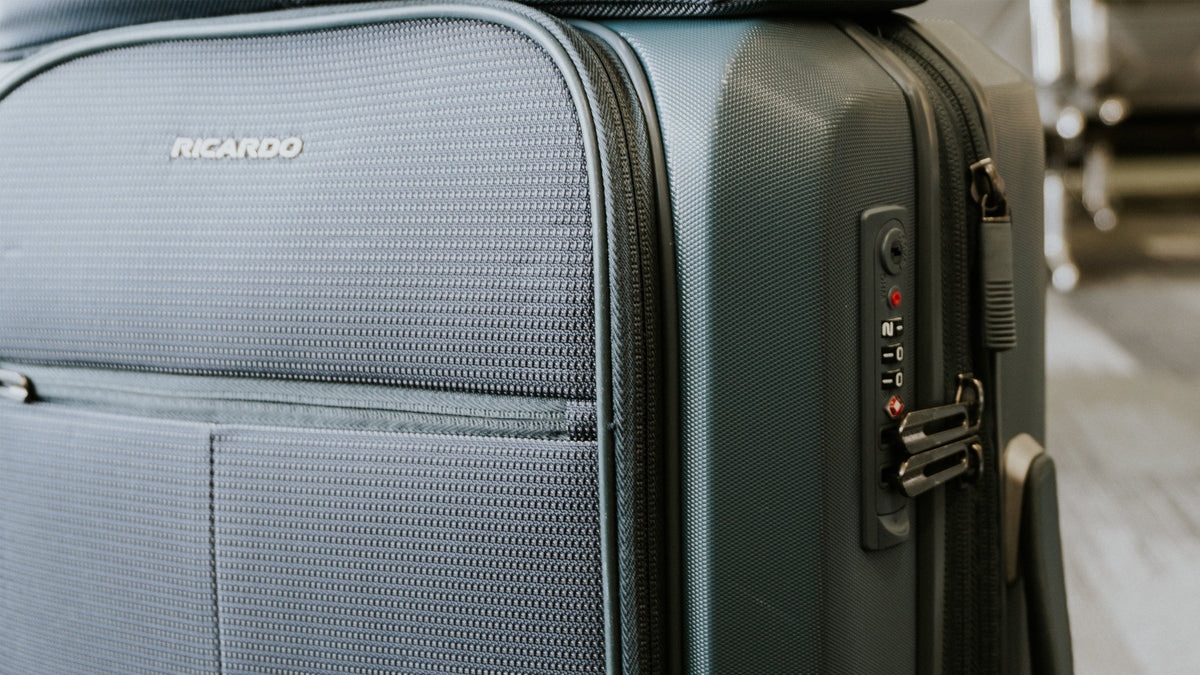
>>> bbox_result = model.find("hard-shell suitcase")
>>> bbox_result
[0,0,1070,673]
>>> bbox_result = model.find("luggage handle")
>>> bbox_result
[1004,434,1074,674]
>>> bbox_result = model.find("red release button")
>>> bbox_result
[886,395,904,419]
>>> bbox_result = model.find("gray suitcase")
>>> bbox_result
[0,0,1070,672]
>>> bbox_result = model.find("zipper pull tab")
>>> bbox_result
[970,158,1017,352]
[896,437,983,498]
[895,374,984,456]
[890,375,986,497]
[0,369,33,403]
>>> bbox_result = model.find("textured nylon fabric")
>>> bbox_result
[213,425,604,674]
[0,402,608,675]
[0,19,596,399]
[0,6,670,673]
[0,0,926,54]
[0,405,219,675]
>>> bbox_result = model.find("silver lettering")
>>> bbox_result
[171,137,193,158]
[215,138,238,159]
[169,136,303,160]
[257,137,280,159]
[199,138,220,159]
[279,137,303,159]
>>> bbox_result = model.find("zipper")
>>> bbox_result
[877,20,1013,674]
[892,373,985,497]
[971,157,1019,351]
[846,18,1019,672]
[886,25,1019,354]
[0,363,594,439]
[869,21,1016,492]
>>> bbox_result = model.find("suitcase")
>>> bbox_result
[0,0,1070,673]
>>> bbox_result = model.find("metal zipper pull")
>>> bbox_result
[891,375,986,497]
[897,401,977,456]
[896,437,983,498]
[0,368,33,403]
[970,157,1018,352]
[895,374,983,456]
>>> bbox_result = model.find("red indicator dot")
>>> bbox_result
[887,395,905,419]
[889,289,902,308]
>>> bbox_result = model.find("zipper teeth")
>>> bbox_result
[884,27,981,393]
[887,23,1007,672]
[6,364,594,440]
[574,28,664,675]
[887,35,988,163]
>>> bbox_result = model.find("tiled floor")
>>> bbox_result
[1048,196,1200,674]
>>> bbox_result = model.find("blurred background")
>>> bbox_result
[904,1,1200,672]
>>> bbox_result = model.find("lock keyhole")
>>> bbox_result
[880,225,905,275]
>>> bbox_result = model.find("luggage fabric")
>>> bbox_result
[0,0,926,56]
[0,4,664,673]
[0,1,1066,673]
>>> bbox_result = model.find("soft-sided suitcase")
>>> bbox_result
[0,1,1070,673]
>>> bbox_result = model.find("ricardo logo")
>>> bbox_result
[171,136,303,160]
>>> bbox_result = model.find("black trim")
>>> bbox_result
[0,0,929,58]
[574,21,684,675]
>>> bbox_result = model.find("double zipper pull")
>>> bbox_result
[891,374,986,496]
[0,369,32,403]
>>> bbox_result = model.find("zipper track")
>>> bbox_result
[877,26,976,398]
[876,20,1007,675]
[574,26,667,675]
[885,30,989,166]
[5,363,595,440]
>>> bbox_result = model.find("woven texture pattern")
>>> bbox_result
[0,0,926,54]
[0,19,595,398]
[0,6,665,674]
[213,425,605,674]
[0,405,218,675]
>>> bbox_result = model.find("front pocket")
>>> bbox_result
[0,404,218,675]
[0,365,606,674]
[213,425,606,674]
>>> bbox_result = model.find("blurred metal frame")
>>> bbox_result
[905,0,1083,290]
[908,0,1200,291]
